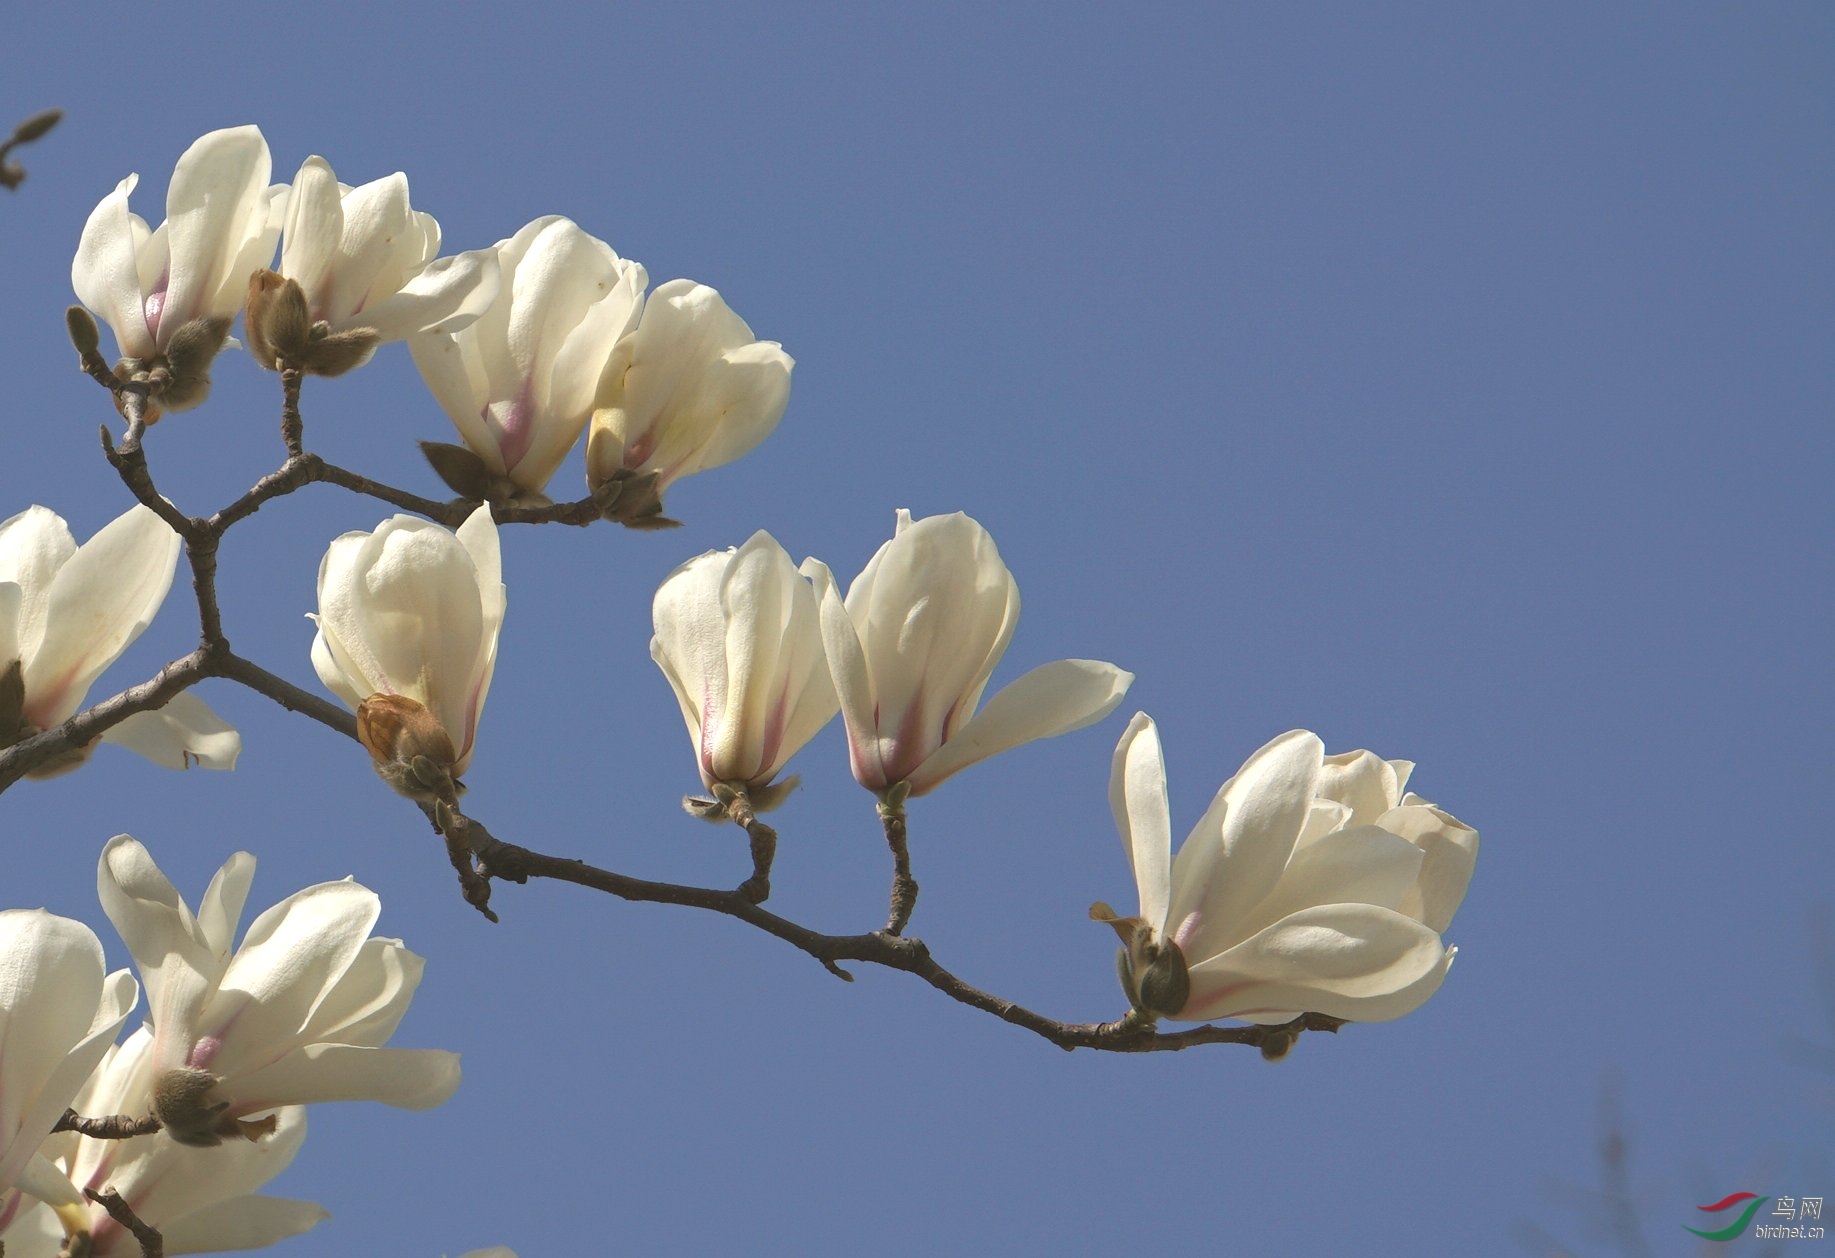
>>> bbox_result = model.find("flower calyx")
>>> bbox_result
[109,314,233,421]
[357,692,463,808]
[590,466,678,530]
[245,269,381,378]
[152,1066,279,1148]
[1090,901,1190,1021]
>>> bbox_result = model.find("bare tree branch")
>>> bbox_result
[0,108,61,191]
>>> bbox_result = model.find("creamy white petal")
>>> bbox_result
[195,852,255,962]
[0,912,134,1195]
[1316,749,1402,825]
[158,1196,330,1255]
[98,691,241,771]
[71,174,158,358]
[904,658,1132,795]
[409,331,502,473]
[805,557,883,789]
[1184,903,1448,1022]
[227,1043,460,1111]
[159,126,273,334]
[1224,825,1426,944]
[1380,803,1479,933]
[0,507,78,668]
[95,837,220,1075]
[1168,730,1323,962]
[199,882,381,1081]
[24,506,179,727]
[1108,713,1171,935]
[277,156,344,304]
[358,246,501,340]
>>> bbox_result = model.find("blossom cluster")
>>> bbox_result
[0,839,462,1255]
[35,124,1483,1256]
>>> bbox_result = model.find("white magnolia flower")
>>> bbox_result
[310,505,503,797]
[651,531,836,800]
[411,216,646,500]
[586,279,792,499]
[0,505,240,774]
[0,911,137,1235]
[71,125,286,382]
[95,836,461,1148]
[1097,714,1479,1024]
[277,155,499,342]
[806,510,1132,796]
[1,1030,325,1257]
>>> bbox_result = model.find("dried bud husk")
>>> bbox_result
[302,325,381,377]
[744,775,799,813]
[244,270,310,368]
[419,441,496,500]
[64,305,100,357]
[590,467,678,529]
[358,692,463,805]
[682,794,729,821]
[151,314,234,412]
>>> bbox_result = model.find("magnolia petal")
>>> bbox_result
[1108,713,1172,935]
[24,506,179,727]
[1316,749,1402,825]
[160,126,274,333]
[71,174,159,358]
[159,1196,331,1254]
[1380,803,1479,933]
[308,620,368,712]
[297,938,422,1047]
[0,911,120,1193]
[670,340,794,483]
[202,882,382,1079]
[1184,903,1448,1022]
[0,507,79,668]
[805,557,884,790]
[228,1043,460,1111]
[98,691,241,771]
[359,246,501,341]
[96,838,220,1075]
[409,331,503,474]
[905,658,1132,796]
[1224,825,1426,944]
[12,1152,82,1210]
[1168,730,1323,963]
[277,156,344,304]
[196,851,256,962]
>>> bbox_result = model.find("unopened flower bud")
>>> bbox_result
[13,108,63,144]
[64,305,100,358]
[245,269,311,368]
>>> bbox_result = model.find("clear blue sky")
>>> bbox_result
[4,4,1830,1254]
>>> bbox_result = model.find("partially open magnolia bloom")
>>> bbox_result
[410,216,646,503]
[95,836,461,1150]
[2,1029,325,1257]
[245,156,500,377]
[0,911,137,1237]
[651,531,837,807]
[1094,714,1479,1025]
[0,505,240,775]
[585,279,792,516]
[805,510,1132,797]
[309,505,503,802]
[70,125,287,414]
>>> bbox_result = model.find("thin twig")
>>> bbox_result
[0,108,61,191]
[723,789,777,904]
[878,793,919,935]
[53,1109,162,1139]
[85,1187,163,1258]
